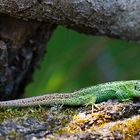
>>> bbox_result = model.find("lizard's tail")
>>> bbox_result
[0,93,73,107]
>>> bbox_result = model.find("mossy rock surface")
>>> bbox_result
[0,100,139,140]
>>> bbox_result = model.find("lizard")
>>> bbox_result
[0,80,140,108]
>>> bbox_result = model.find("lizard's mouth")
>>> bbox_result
[132,96,140,102]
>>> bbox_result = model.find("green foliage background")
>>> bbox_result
[26,26,140,97]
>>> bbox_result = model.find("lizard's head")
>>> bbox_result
[133,81,140,97]
[134,81,140,91]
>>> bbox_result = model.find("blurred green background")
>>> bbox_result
[25,26,140,97]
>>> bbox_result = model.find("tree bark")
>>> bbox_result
[0,0,140,41]
[0,14,56,100]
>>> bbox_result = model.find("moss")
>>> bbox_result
[0,107,47,122]
[110,115,140,140]
[0,101,139,139]
[58,111,112,133]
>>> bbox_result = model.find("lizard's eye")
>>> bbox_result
[134,82,140,91]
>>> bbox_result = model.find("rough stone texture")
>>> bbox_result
[0,100,139,140]
[0,0,140,41]
[0,14,56,100]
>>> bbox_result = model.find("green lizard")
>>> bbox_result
[0,80,140,107]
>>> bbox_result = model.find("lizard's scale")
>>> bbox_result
[0,80,140,107]
[75,80,138,103]
[0,93,74,107]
